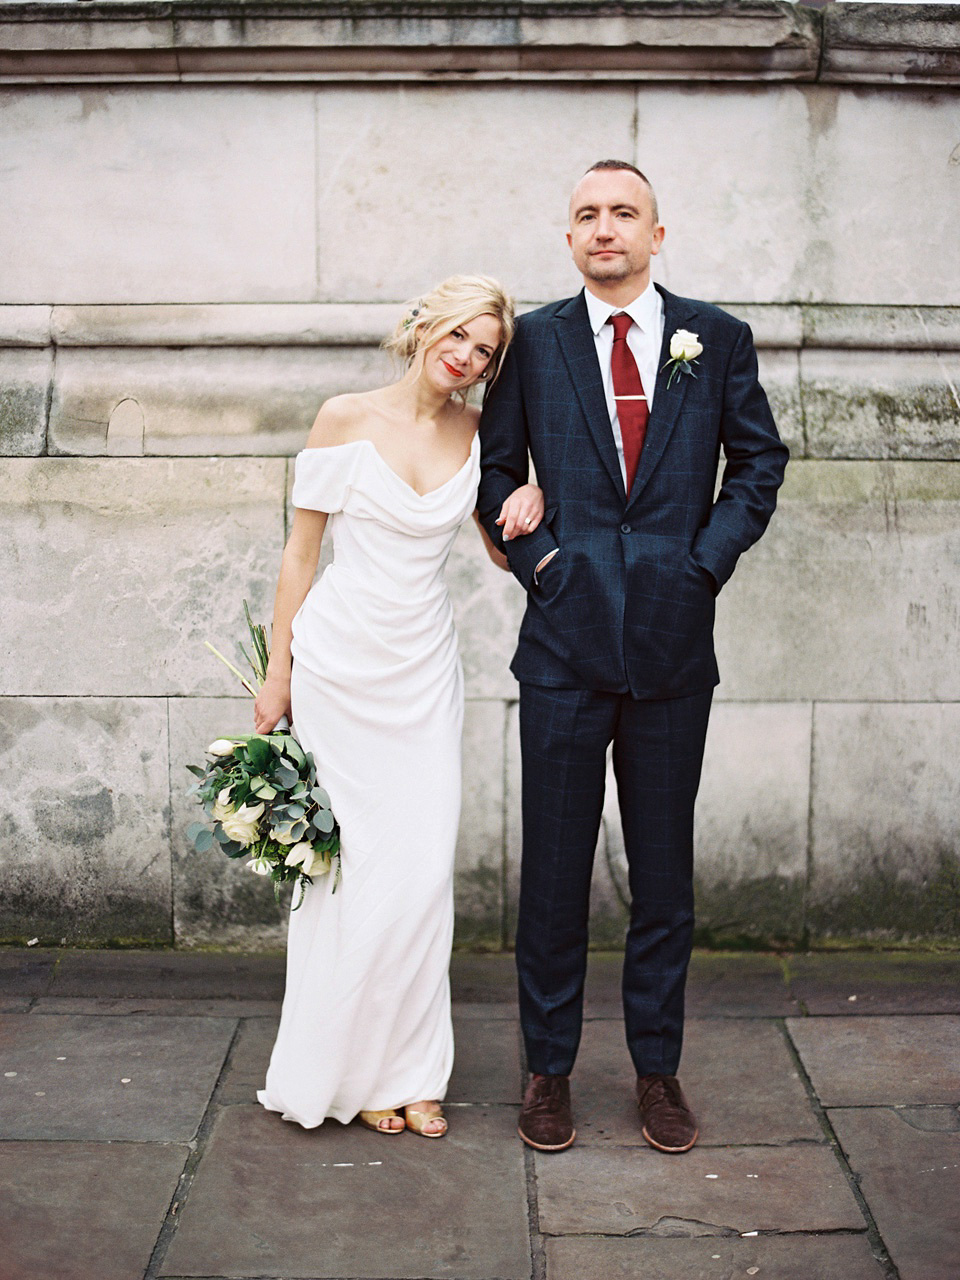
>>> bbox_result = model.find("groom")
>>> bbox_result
[478,160,788,1153]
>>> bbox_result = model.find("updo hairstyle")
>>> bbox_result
[383,274,515,392]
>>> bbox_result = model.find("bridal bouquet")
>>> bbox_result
[186,603,341,907]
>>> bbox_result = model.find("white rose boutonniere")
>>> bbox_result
[663,329,703,388]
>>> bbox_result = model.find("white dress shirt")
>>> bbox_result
[583,281,665,487]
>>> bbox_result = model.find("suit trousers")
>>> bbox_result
[516,683,713,1078]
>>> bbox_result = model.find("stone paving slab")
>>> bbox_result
[48,948,287,1000]
[31,995,282,1017]
[217,1013,522,1108]
[0,948,58,996]
[447,1014,521,1104]
[572,1019,821,1147]
[0,1139,188,1280]
[0,996,31,1013]
[583,951,798,1019]
[534,1144,864,1236]
[787,1015,960,1104]
[0,1013,235,1140]
[449,950,517,1002]
[830,1107,960,1280]
[160,1103,530,1279]
[545,1234,885,1279]
[788,951,960,1014]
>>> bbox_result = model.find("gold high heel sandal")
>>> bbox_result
[404,1104,447,1139]
[358,1109,405,1134]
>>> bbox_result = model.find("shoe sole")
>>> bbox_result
[517,1125,576,1152]
[641,1124,699,1154]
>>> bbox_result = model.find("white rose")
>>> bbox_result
[221,801,264,847]
[304,848,333,878]
[669,329,703,362]
[285,842,331,878]
[212,787,234,823]
[207,738,239,757]
[270,819,301,846]
[246,854,271,876]
[284,842,312,868]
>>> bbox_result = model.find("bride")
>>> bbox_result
[254,276,543,1138]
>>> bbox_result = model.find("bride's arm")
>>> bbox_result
[473,482,545,572]
[254,506,327,733]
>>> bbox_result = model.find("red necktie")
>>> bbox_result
[607,312,649,492]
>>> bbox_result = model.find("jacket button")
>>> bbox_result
[620,522,631,534]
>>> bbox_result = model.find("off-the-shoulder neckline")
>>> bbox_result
[298,432,479,500]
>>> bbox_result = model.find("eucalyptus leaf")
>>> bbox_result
[194,827,215,853]
[276,766,299,788]
[314,809,335,834]
[185,764,205,778]
[247,737,272,770]
[311,786,331,809]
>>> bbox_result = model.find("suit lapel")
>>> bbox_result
[626,285,700,510]
[553,292,626,503]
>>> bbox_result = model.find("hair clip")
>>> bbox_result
[402,300,424,330]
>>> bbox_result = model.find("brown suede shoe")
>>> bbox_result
[636,1073,699,1153]
[518,1074,576,1151]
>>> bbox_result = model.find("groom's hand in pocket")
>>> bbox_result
[497,484,545,541]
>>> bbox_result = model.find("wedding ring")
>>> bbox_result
[524,517,532,525]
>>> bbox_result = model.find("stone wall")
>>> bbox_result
[2,2,959,948]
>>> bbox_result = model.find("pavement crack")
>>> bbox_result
[779,1018,902,1280]
[141,1016,243,1280]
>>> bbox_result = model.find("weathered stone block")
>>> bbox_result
[314,85,635,301]
[640,85,960,305]
[757,346,803,457]
[535,1142,864,1236]
[0,1140,189,1280]
[573,1018,821,1147]
[455,699,506,946]
[694,702,811,945]
[0,347,51,455]
[168,697,289,949]
[449,517,525,701]
[0,88,316,303]
[0,458,285,696]
[0,698,170,945]
[808,703,960,940]
[788,1015,960,1106]
[546,1236,884,1280]
[0,304,51,345]
[641,85,813,305]
[160,1104,530,1279]
[715,461,960,701]
[830,1108,960,1280]
[49,345,392,457]
[802,349,960,459]
[0,1012,234,1140]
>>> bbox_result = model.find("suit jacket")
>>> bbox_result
[477,285,789,698]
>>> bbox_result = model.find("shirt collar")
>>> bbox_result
[584,279,661,337]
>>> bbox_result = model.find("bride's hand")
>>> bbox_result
[496,484,545,541]
[254,676,292,734]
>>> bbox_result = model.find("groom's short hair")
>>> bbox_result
[583,159,659,223]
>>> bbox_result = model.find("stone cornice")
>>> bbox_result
[0,1,830,84]
[4,302,960,350]
[3,2,957,85]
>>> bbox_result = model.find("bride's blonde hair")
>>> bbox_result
[383,275,515,394]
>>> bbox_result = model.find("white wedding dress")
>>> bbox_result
[256,432,480,1127]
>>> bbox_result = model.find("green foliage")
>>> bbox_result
[185,728,341,907]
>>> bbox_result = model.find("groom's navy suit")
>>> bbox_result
[478,285,787,1077]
